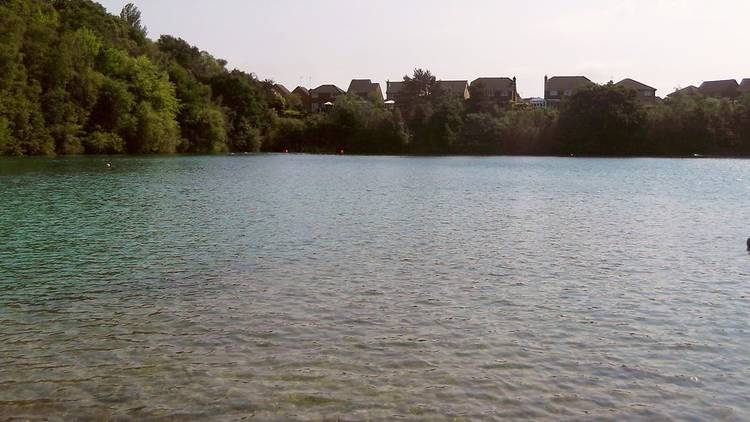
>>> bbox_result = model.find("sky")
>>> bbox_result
[97,0,750,98]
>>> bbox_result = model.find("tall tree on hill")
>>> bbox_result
[120,3,146,36]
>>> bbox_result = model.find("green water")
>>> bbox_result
[1,155,749,420]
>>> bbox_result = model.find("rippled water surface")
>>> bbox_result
[1,155,749,420]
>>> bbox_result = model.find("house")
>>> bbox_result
[386,81,404,102]
[470,77,519,105]
[698,79,739,99]
[438,80,470,100]
[525,97,546,109]
[292,86,312,112]
[615,78,657,103]
[667,85,699,98]
[739,79,750,96]
[272,84,291,99]
[386,79,469,103]
[544,76,594,105]
[347,79,384,102]
[309,84,345,112]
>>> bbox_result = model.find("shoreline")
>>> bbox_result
[3,152,750,160]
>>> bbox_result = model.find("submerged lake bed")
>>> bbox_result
[1,155,749,420]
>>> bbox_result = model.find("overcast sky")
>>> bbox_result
[97,0,750,98]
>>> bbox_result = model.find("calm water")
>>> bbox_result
[1,155,749,421]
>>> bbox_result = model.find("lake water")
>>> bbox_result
[1,155,749,420]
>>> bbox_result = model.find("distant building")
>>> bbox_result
[272,84,291,99]
[437,80,470,100]
[470,77,519,105]
[615,78,657,103]
[292,86,312,112]
[739,79,750,96]
[544,76,594,105]
[525,97,546,109]
[386,79,469,103]
[698,79,739,99]
[386,81,405,102]
[309,84,345,112]
[667,85,699,98]
[347,79,384,102]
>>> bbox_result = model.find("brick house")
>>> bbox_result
[667,85,699,98]
[386,81,405,103]
[698,79,739,99]
[470,77,519,106]
[309,84,345,112]
[292,86,312,113]
[347,79,384,102]
[615,78,657,103]
[544,76,594,105]
[739,79,750,96]
[437,80,470,100]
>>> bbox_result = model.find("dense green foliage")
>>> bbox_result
[2,1,750,157]
[0,0,275,155]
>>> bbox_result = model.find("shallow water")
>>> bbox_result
[1,155,749,420]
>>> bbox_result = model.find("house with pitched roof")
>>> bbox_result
[386,79,469,103]
[386,81,404,102]
[698,79,739,99]
[739,79,750,96]
[273,84,291,99]
[544,76,594,105]
[470,77,519,106]
[615,78,657,103]
[438,80,470,100]
[347,79,384,102]
[309,84,345,112]
[292,86,312,113]
[667,85,699,98]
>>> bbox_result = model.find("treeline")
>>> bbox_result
[3,0,750,157]
[0,0,276,155]
[271,69,750,156]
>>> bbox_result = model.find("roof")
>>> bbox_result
[471,77,515,90]
[740,79,750,93]
[667,85,699,97]
[615,78,656,91]
[698,79,739,95]
[273,84,291,97]
[386,81,404,94]
[546,76,593,91]
[292,86,309,95]
[310,84,345,95]
[347,79,380,95]
[438,80,469,95]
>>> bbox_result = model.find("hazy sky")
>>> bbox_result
[97,0,750,98]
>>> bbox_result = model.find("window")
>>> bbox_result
[550,90,558,96]
[643,91,653,97]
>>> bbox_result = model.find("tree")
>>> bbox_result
[120,3,146,36]
[559,83,646,155]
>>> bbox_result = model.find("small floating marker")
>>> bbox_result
[105,161,112,168]
[283,149,289,153]
[338,149,345,155]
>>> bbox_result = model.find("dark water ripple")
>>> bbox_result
[1,155,749,420]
